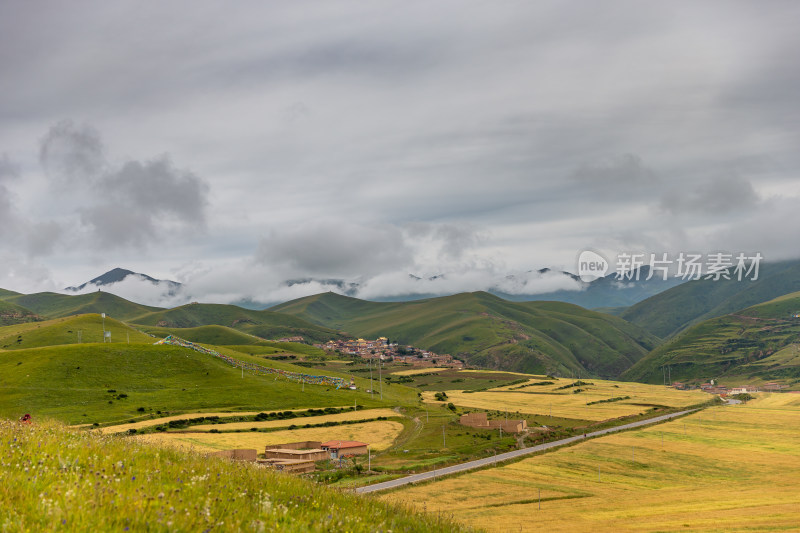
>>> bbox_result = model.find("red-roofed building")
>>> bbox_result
[320,440,369,459]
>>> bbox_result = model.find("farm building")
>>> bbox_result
[320,440,369,459]
[264,441,328,462]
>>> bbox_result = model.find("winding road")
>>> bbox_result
[356,408,698,494]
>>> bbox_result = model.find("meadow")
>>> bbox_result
[423,377,709,421]
[382,394,800,532]
[134,420,405,453]
[0,418,465,532]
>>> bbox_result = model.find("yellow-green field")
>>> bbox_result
[90,407,347,434]
[392,367,451,376]
[185,408,399,431]
[383,394,800,532]
[423,377,709,421]
[136,420,404,453]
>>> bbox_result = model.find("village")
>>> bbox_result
[210,439,372,474]
[672,380,788,395]
[313,336,464,369]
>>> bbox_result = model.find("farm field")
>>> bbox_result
[383,394,800,532]
[391,367,451,376]
[184,408,399,431]
[136,420,405,452]
[423,377,709,421]
[91,407,345,434]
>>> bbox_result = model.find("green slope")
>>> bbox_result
[0,299,40,326]
[272,291,660,378]
[0,339,415,424]
[622,291,800,385]
[621,259,800,338]
[0,314,152,350]
[132,303,346,343]
[0,288,21,299]
[3,291,161,321]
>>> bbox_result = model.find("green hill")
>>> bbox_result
[3,291,161,321]
[0,299,40,326]
[0,314,152,350]
[272,291,660,378]
[132,303,346,343]
[0,337,412,424]
[621,259,800,338]
[622,291,800,385]
[0,288,21,299]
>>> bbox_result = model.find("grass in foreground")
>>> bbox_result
[0,418,469,532]
[382,394,800,532]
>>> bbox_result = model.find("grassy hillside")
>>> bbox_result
[0,299,40,326]
[0,314,153,350]
[0,337,416,424]
[273,291,660,378]
[3,290,161,321]
[621,259,800,338]
[623,291,800,385]
[0,288,21,299]
[132,303,346,343]
[0,419,463,532]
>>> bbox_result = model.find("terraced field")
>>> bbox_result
[422,377,709,421]
[385,394,800,532]
[184,408,399,432]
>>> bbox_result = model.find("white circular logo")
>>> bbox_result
[577,250,609,282]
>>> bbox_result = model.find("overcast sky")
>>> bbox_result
[1,1,799,304]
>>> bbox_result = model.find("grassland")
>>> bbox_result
[0,419,465,532]
[136,420,405,452]
[392,367,452,376]
[383,394,800,532]
[0,338,413,425]
[272,291,660,378]
[2,290,161,321]
[422,377,709,421]
[623,291,800,385]
[0,314,153,349]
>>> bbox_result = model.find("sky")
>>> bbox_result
[1,1,799,306]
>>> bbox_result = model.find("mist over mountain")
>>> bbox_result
[59,265,683,310]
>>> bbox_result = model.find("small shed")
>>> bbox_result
[320,440,369,459]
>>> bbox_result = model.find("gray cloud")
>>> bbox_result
[79,156,209,248]
[256,221,414,279]
[660,174,760,215]
[39,120,105,185]
[1,2,800,298]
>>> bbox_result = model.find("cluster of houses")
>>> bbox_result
[210,439,370,474]
[460,412,528,434]
[672,381,788,395]
[315,337,463,368]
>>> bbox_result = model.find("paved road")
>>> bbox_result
[356,408,698,494]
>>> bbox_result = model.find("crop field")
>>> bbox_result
[383,394,800,532]
[136,420,405,453]
[423,377,709,421]
[396,369,531,392]
[91,407,345,434]
[391,367,451,376]
[184,408,400,431]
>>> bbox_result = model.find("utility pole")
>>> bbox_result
[379,357,383,400]
[369,358,373,397]
[442,425,446,448]
[102,313,106,342]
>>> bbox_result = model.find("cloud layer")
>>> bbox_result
[0,1,799,303]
